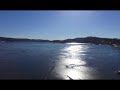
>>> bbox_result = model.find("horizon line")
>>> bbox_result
[0,36,119,41]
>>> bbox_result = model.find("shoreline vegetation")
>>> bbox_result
[0,36,120,47]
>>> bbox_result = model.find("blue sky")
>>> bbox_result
[0,10,120,40]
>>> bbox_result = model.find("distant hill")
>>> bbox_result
[0,36,120,46]
[52,36,120,46]
[0,37,50,42]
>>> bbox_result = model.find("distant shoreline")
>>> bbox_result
[0,36,120,47]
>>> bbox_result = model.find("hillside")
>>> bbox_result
[0,36,120,46]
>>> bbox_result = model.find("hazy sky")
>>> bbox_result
[0,10,120,40]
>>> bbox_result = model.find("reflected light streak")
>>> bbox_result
[66,42,86,45]
[66,42,82,45]
[55,44,92,80]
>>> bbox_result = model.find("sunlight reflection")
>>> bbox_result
[55,44,93,80]
[66,42,82,45]
[65,70,82,80]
